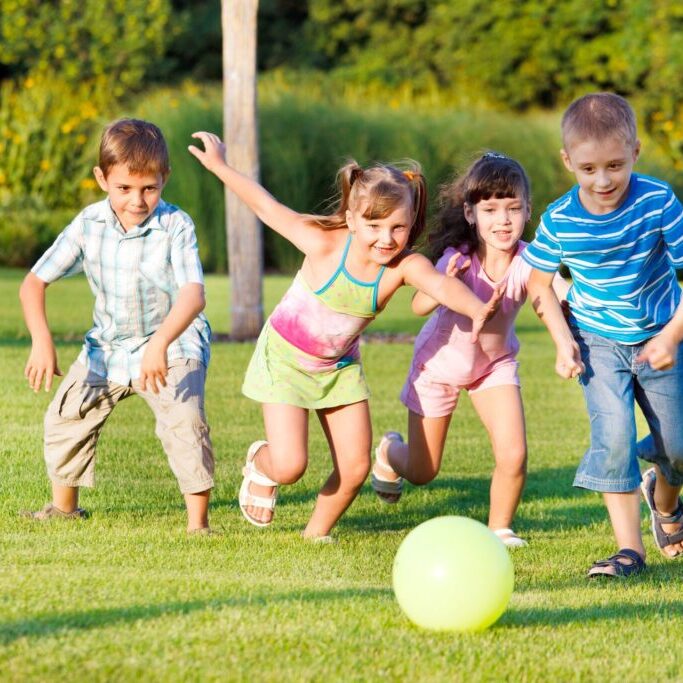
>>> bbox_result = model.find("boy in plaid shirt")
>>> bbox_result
[19,119,214,533]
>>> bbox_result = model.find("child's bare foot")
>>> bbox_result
[239,441,278,527]
[371,432,404,504]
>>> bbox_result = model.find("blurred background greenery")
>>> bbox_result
[2,0,683,272]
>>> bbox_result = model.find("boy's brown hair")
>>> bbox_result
[99,118,170,179]
[561,93,637,150]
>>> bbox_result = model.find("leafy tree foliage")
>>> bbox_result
[300,0,683,165]
[0,0,172,94]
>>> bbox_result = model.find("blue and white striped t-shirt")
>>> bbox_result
[32,198,211,384]
[523,173,683,343]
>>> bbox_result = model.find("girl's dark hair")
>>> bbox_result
[426,153,531,261]
[308,159,427,248]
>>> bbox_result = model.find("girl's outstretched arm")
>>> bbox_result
[400,252,500,341]
[188,132,320,253]
[412,251,471,316]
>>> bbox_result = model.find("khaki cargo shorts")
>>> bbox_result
[44,359,214,494]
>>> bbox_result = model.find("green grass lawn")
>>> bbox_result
[1,268,680,682]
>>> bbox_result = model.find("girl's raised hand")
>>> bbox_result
[188,132,227,173]
[445,251,471,279]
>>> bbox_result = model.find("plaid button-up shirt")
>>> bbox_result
[32,198,211,384]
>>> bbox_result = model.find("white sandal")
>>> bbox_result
[239,440,278,527]
[371,431,404,504]
[493,528,528,548]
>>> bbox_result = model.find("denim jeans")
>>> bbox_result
[572,327,683,492]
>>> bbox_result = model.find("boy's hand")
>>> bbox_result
[470,285,504,343]
[637,333,677,371]
[188,132,227,173]
[25,340,62,393]
[555,342,584,379]
[445,251,471,279]
[140,337,169,394]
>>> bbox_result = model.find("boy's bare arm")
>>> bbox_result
[527,268,584,378]
[140,282,206,393]
[19,272,62,392]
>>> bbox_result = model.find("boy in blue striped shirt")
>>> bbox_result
[19,119,215,533]
[524,93,683,577]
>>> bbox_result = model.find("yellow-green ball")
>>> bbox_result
[392,516,514,631]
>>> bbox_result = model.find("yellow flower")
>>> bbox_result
[76,134,87,145]
[0,170,6,185]
[80,178,97,190]
[80,102,98,119]
[663,120,675,132]
[61,122,74,134]
[24,77,35,89]
[40,159,51,171]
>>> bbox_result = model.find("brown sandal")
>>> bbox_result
[20,503,87,520]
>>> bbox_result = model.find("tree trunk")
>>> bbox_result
[222,0,263,340]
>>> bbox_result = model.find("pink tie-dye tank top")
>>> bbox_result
[269,236,385,369]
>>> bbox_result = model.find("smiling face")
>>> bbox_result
[94,163,165,231]
[346,197,414,265]
[561,136,640,215]
[465,195,529,257]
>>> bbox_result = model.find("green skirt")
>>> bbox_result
[242,321,370,409]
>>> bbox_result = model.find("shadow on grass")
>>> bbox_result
[500,597,683,629]
[340,466,605,534]
[4,587,682,644]
[0,587,390,646]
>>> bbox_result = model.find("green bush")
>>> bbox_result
[0,74,108,209]
[0,0,174,212]
[132,83,227,272]
[0,199,74,267]
[0,0,172,94]
[135,85,568,272]
[7,80,681,273]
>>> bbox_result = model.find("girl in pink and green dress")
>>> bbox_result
[190,132,501,540]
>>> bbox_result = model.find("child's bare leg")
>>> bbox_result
[303,401,372,538]
[185,489,211,532]
[385,411,452,483]
[372,411,450,503]
[245,403,309,525]
[603,490,645,560]
[650,464,683,557]
[51,482,79,512]
[469,385,527,531]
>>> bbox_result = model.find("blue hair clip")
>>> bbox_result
[482,152,508,160]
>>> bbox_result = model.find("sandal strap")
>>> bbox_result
[652,498,683,525]
[374,432,403,472]
[611,548,644,565]
[240,491,277,510]
[242,462,278,488]
[589,548,645,577]
[370,472,403,494]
